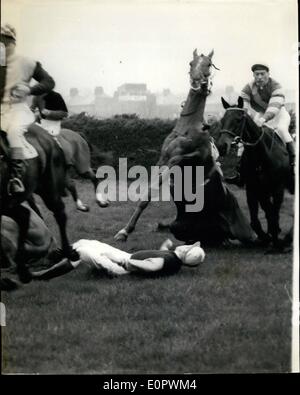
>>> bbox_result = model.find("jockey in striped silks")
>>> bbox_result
[226,63,295,187]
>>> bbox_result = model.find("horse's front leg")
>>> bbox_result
[258,192,282,252]
[246,184,271,244]
[114,169,168,241]
[83,168,110,208]
[44,197,72,258]
[67,175,89,212]
[114,193,152,242]
[268,188,285,250]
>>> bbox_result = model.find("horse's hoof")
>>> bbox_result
[17,268,32,284]
[97,200,110,208]
[253,236,272,247]
[156,221,171,232]
[264,248,283,255]
[76,204,90,212]
[114,229,128,242]
[0,278,19,291]
[221,239,235,248]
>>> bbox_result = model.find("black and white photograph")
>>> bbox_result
[0,0,299,376]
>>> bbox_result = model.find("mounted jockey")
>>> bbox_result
[226,63,295,187]
[31,90,68,136]
[0,24,55,194]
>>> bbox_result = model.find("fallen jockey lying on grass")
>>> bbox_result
[32,239,205,280]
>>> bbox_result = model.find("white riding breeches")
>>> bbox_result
[1,102,35,148]
[40,119,61,136]
[253,106,292,144]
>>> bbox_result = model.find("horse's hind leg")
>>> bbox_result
[27,195,43,219]
[81,168,109,208]
[67,176,89,212]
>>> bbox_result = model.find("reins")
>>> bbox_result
[220,107,266,147]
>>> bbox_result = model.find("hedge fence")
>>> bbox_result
[62,110,296,177]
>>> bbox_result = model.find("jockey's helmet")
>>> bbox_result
[1,24,16,42]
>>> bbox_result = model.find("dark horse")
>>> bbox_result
[0,124,72,283]
[217,97,293,250]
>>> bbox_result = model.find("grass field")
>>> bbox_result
[1,181,295,374]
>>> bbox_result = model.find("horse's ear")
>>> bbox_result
[208,49,214,59]
[193,49,198,58]
[221,97,230,109]
[237,96,244,108]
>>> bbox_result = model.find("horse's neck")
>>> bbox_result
[174,88,208,135]
[245,116,262,143]
[244,116,273,159]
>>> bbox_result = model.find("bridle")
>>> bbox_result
[190,59,220,93]
[220,107,266,147]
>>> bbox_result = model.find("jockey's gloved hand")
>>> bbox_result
[256,117,266,128]
[10,83,31,100]
[69,249,80,263]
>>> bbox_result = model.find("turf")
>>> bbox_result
[1,181,294,373]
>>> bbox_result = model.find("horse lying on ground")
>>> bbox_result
[0,126,70,283]
[1,201,53,290]
[1,201,52,269]
[165,132,255,246]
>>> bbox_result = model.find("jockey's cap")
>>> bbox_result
[251,63,269,72]
[175,241,205,267]
[1,24,17,42]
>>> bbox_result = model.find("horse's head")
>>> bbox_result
[189,49,216,94]
[217,96,246,156]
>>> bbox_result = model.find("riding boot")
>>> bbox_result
[286,141,295,194]
[8,148,26,195]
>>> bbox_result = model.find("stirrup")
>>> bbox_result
[7,177,25,196]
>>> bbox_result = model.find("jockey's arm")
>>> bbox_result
[125,257,164,272]
[30,61,55,96]
[41,91,69,120]
[30,95,43,121]
[96,255,129,276]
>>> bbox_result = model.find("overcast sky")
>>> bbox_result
[2,0,298,99]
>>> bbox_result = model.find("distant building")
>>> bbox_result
[66,87,95,115]
[64,85,295,120]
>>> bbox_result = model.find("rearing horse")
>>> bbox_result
[114,49,216,241]
[217,96,293,250]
